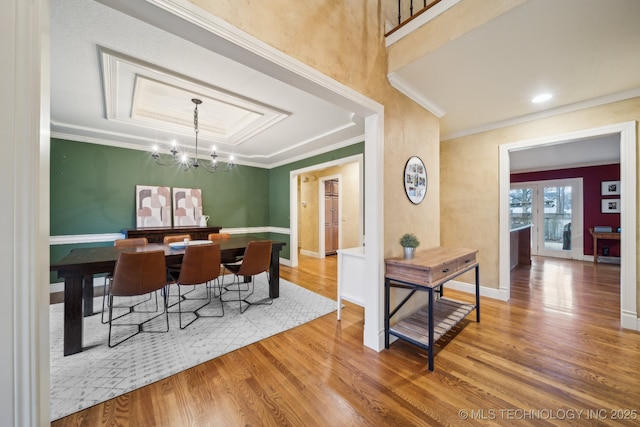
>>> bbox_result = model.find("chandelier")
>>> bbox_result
[151,98,235,173]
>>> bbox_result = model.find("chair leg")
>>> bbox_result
[176,281,224,329]
[242,272,273,309]
[103,277,158,324]
[220,273,272,313]
[108,293,170,348]
[220,274,251,313]
[101,276,111,324]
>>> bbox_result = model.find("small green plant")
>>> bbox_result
[399,233,420,248]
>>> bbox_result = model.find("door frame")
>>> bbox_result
[499,121,637,330]
[289,154,364,266]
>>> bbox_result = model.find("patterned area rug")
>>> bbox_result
[49,275,336,421]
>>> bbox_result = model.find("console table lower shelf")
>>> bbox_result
[389,298,477,347]
[384,247,480,371]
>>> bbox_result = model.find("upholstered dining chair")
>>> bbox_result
[101,237,149,324]
[221,240,272,313]
[107,250,169,347]
[163,234,191,245]
[163,234,192,280]
[208,232,243,267]
[168,243,224,329]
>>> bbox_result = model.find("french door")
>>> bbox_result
[510,178,583,259]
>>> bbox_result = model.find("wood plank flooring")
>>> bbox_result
[52,255,640,426]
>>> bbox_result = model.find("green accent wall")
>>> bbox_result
[50,138,364,282]
[51,138,269,234]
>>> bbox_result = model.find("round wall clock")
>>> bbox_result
[403,156,427,204]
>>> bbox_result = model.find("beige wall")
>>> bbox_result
[441,98,640,300]
[299,162,362,254]
[190,0,442,259]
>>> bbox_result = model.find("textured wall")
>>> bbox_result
[441,97,640,290]
[190,0,442,261]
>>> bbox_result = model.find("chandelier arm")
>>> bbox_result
[149,98,235,173]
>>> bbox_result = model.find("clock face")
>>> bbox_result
[404,156,427,205]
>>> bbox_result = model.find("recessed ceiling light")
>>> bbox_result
[532,93,553,103]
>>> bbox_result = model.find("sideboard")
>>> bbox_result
[124,226,221,243]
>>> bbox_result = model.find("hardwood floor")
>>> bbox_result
[52,255,640,426]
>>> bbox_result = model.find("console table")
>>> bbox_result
[124,226,221,244]
[384,247,480,371]
[588,228,621,264]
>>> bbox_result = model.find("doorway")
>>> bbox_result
[510,178,583,259]
[499,121,637,330]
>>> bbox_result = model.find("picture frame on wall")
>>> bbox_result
[601,198,621,214]
[601,180,620,196]
[403,156,428,205]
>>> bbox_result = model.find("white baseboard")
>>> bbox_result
[444,279,508,301]
[299,249,323,258]
[621,309,640,331]
[50,227,292,246]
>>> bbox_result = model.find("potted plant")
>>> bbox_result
[399,233,420,259]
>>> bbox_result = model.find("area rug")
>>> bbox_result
[49,275,336,421]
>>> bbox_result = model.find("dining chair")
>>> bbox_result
[208,232,243,267]
[107,250,169,347]
[101,237,150,324]
[163,234,191,245]
[168,243,224,329]
[221,240,272,313]
[163,234,192,280]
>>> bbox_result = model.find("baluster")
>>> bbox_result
[397,0,401,25]
[410,0,414,17]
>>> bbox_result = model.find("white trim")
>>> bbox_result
[444,88,640,141]
[268,135,364,169]
[444,280,508,301]
[300,249,323,259]
[388,72,446,118]
[4,0,50,424]
[49,233,125,245]
[220,226,290,235]
[385,0,462,47]
[499,121,637,330]
[49,227,291,246]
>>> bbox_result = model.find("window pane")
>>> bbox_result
[509,188,533,229]
[543,185,572,250]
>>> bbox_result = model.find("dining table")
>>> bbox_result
[50,237,286,356]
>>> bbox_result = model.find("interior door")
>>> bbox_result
[324,179,339,255]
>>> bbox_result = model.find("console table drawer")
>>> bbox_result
[385,247,478,288]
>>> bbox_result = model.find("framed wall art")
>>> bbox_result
[135,185,171,228]
[601,198,621,214]
[173,187,203,226]
[601,180,620,196]
[403,156,428,205]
